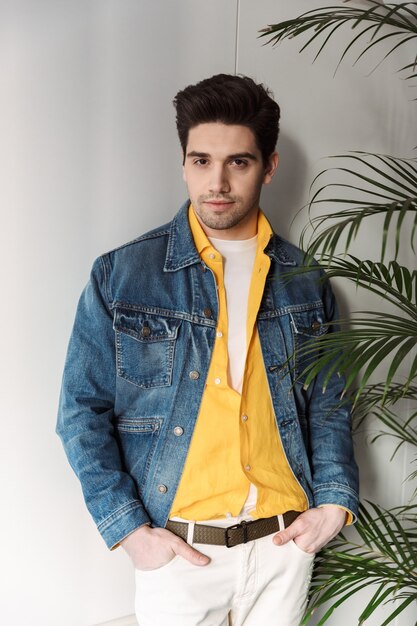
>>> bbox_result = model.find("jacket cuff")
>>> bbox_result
[317,503,354,526]
[97,500,152,550]
[313,483,359,523]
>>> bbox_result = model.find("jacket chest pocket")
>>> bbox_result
[290,308,328,382]
[114,307,181,388]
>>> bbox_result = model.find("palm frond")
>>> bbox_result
[283,255,417,315]
[364,406,417,460]
[298,311,417,402]
[259,2,417,82]
[282,254,417,401]
[298,153,417,262]
[302,502,417,625]
[353,382,417,416]
[321,255,417,315]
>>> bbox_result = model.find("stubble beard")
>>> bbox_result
[194,195,257,232]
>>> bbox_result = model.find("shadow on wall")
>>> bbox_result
[261,131,308,241]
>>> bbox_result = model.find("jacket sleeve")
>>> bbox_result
[307,276,359,519]
[56,256,151,549]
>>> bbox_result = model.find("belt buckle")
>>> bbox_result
[225,519,249,548]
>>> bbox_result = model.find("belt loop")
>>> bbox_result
[277,514,285,531]
[187,520,195,546]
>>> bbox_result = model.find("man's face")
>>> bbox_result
[183,123,278,240]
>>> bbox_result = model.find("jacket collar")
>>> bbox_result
[164,201,201,272]
[164,200,297,271]
[264,236,297,267]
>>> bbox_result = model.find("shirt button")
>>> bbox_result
[203,307,212,318]
[141,325,151,338]
[189,370,200,380]
[245,464,251,471]
[214,377,221,385]
[216,331,223,338]
[242,414,248,422]
[173,426,184,436]
[226,512,233,518]
[157,484,167,493]
[208,253,216,259]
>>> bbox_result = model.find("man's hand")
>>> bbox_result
[273,506,346,554]
[120,524,211,571]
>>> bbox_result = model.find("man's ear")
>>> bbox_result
[263,152,279,185]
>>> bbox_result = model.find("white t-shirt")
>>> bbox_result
[208,235,257,393]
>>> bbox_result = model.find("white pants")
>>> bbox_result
[135,514,315,626]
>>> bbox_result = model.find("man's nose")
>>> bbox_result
[209,166,230,194]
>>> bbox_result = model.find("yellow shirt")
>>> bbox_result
[169,206,308,520]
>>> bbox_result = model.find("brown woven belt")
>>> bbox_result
[166,511,301,548]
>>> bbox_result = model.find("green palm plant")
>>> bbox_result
[260,2,417,624]
[308,503,417,625]
[259,1,417,79]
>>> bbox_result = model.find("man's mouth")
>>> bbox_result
[203,199,235,208]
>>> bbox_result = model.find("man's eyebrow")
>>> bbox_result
[186,151,258,160]
[186,151,210,159]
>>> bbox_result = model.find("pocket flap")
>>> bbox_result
[290,309,328,338]
[114,307,181,342]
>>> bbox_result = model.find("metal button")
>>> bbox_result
[214,377,221,385]
[157,484,167,493]
[245,464,251,471]
[203,307,212,318]
[311,320,321,331]
[173,426,184,436]
[189,370,200,380]
[216,331,223,338]
[242,414,248,422]
[141,325,151,337]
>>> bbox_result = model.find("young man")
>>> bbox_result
[57,74,358,625]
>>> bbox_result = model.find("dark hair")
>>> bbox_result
[173,74,280,165]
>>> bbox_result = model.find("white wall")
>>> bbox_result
[1,1,415,625]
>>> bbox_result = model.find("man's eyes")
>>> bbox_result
[192,159,248,167]
[193,158,209,166]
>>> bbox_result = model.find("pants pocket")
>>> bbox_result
[135,554,181,576]
[289,539,315,559]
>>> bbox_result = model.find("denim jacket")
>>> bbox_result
[57,201,359,549]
